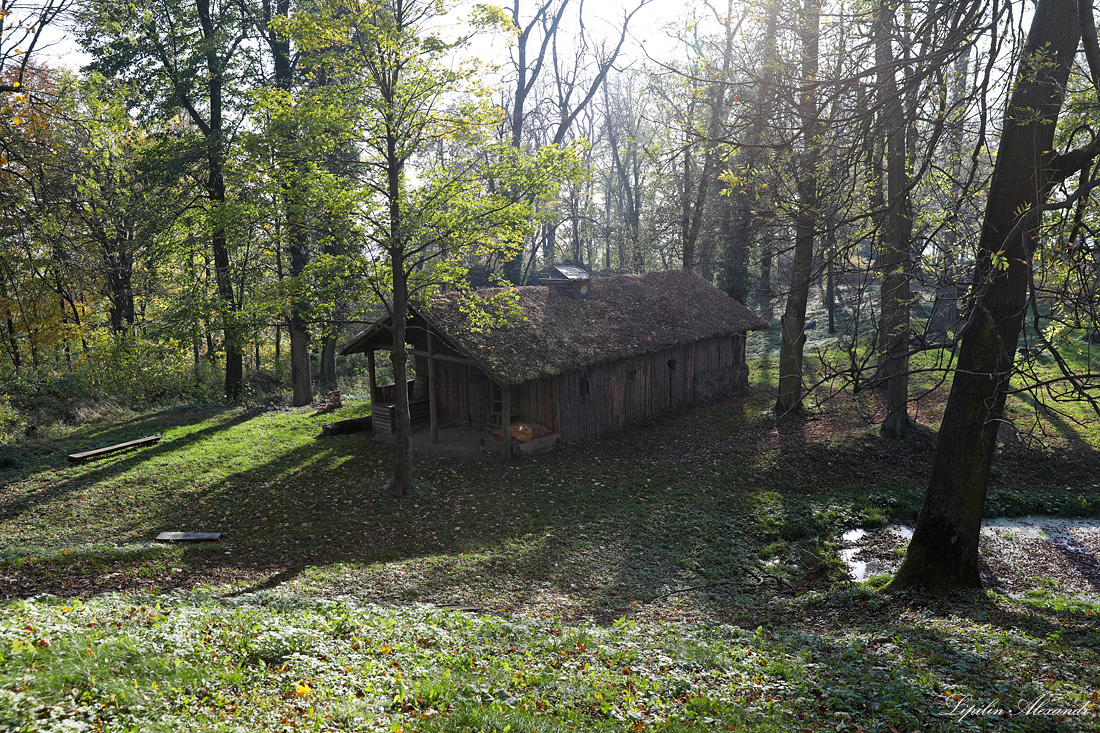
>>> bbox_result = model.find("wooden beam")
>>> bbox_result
[69,435,161,463]
[367,349,378,406]
[407,348,474,366]
[502,386,511,463]
[427,332,439,444]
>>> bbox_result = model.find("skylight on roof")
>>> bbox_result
[551,265,590,280]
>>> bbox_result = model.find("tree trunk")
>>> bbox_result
[0,275,22,371]
[318,333,338,391]
[289,319,311,402]
[774,0,820,415]
[390,253,414,497]
[888,0,1081,592]
[211,178,242,399]
[4,315,19,371]
[877,0,912,439]
[287,199,312,406]
[721,191,749,303]
[825,217,837,334]
[386,69,415,496]
[198,0,243,400]
[266,0,313,407]
[105,230,135,337]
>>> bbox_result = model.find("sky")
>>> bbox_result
[28,0,702,75]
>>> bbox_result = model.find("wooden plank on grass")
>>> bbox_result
[68,435,161,463]
[432,603,484,613]
[156,532,222,542]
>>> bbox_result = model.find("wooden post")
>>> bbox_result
[427,332,438,444]
[501,385,511,462]
[367,349,378,406]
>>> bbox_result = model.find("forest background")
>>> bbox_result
[4,0,1100,573]
[3,0,1079,413]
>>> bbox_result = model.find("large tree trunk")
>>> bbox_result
[385,67,415,496]
[105,245,135,336]
[0,274,21,371]
[210,178,243,400]
[774,0,820,415]
[876,0,913,439]
[888,0,1081,591]
[103,223,136,337]
[286,220,312,406]
[198,0,243,400]
[318,333,338,391]
[266,0,313,407]
[390,252,414,497]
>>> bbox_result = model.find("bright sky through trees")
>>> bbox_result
[32,0,697,75]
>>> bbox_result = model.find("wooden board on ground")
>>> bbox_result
[68,435,161,463]
[432,603,484,613]
[156,532,222,542]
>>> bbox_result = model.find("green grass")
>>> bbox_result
[0,384,1098,730]
[1,589,1097,731]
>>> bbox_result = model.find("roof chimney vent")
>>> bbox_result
[539,264,591,298]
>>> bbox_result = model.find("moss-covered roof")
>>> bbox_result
[341,269,768,386]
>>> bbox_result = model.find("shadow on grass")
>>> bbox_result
[2,385,1098,644]
[0,406,288,523]
[3,390,920,615]
[1015,391,1094,453]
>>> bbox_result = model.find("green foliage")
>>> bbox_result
[0,335,223,421]
[0,395,26,443]
[0,589,1096,732]
[278,0,583,308]
[0,388,1097,730]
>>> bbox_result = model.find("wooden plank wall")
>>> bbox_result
[419,332,747,440]
[431,340,471,425]
[434,361,470,424]
[425,346,556,432]
[469,370,489,429]
[554,335,746,443]
[513,376,557,431]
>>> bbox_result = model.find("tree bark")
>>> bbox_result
[104,227,136,337]
[318,334,338,391]
[390,257,414,496]
[198,0,243,400]
[774,0,820,415]
[876,0,913,439]
[0,274,21,371]
[265,0,313,407]
[888,0,1081,591]
[384,21,415,496]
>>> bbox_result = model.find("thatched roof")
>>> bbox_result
[342,269,767,386]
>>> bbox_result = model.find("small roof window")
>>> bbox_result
[540,264,591,298]
[550,264,590,280]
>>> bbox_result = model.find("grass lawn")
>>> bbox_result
[0,372,1098,731]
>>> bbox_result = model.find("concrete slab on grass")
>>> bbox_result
[156,532,222,542]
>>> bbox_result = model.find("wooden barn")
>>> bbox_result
[340,269,767,456]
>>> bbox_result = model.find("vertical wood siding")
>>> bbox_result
[425,333,749,442]
[554,335,747,443]
[513,376,557,430]
[430,340,471,426]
